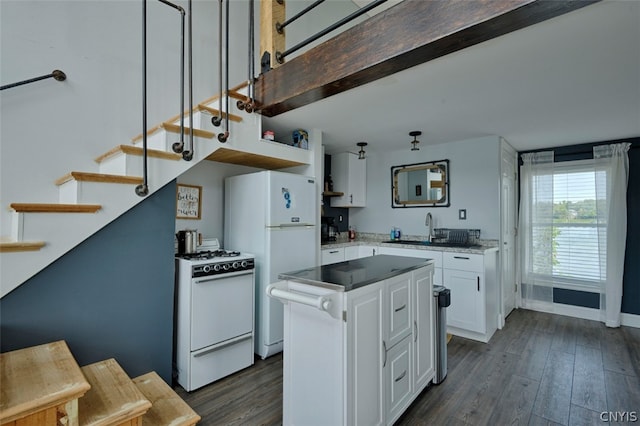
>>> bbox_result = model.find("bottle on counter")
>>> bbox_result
[348,226,356,240]
[390,227,396,240]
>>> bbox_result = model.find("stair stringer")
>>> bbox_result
[1,93,314,299]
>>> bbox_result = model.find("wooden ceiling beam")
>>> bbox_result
[255,0,600,117]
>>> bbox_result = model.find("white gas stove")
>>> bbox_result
[176,238,255,277]
[175,238,255,391]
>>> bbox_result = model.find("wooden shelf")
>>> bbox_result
[322,191,344,197]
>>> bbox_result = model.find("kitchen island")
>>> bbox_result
[268,255,435,426]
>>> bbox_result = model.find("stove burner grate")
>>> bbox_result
[179,249,241,260]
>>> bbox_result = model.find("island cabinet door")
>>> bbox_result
[346,281,385,426]
[412,266,435,392]
[386,272,412,349]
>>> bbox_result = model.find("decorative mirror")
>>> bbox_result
[391,159,450,208]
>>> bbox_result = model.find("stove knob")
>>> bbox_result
[241,260,248,268]
[232,261,241,269]
[223,263,231,271]
[203,265,211,273]
[213,264,222,272]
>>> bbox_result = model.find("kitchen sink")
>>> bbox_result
[383,240,481,249]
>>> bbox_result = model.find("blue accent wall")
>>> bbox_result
[0,181,176,382]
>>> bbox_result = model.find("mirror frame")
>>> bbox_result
[391,159,450,208]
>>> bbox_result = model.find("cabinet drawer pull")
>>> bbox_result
[329,250,339,254]
[394,304,407,313]
[454,256,470,260]
[383,341,387,367]
[414,320,418,342]
[477,276,480,292]
[394,370,407,382]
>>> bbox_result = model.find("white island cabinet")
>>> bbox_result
[268,255,435,426]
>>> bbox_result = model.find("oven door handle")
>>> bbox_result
[193,269,254,283]
[193,334,252,358]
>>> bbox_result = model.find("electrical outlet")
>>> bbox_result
[339,215,343,222]
[459,209,467,220]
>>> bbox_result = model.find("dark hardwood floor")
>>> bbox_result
[175,309,640,425]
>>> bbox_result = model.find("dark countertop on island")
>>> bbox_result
[278,255,434,292]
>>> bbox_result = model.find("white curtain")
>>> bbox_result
[594,143,631,327]
[519,151,554,310]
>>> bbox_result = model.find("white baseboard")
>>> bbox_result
[621,312,640,328]
[520,303,640,328]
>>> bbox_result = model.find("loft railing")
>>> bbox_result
[274,0,387,65]
[0,70,67,91]
[137,0,192,197]
[259,0,387,73]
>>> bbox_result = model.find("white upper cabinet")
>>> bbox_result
[330,152,366,208]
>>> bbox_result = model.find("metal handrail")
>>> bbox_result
[157,0,187,159]
[1,70,66,91]
[276,0,388,63]
[275,0,325,34]
[212,0,229,142]
[136,0,150,197]
[136,0,190,197]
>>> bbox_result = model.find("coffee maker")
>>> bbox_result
[321,217,339,242]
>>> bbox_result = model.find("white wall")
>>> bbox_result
[176,160,260,246]
[0,0,236,237]
[350,136,502,239]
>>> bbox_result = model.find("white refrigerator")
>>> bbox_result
[224,170,318,359]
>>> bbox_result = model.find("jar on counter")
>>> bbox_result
[348,226,356,240]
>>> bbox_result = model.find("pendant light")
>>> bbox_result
[410,131,421,151]
[357,142,367,160]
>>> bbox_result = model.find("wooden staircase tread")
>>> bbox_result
[0,340,90,424]
[196,104,243,122]
[132,372,201,426]
[55,172,143,186]
[199,81,249,105]
[94,145,182,163]
[79,358,152,426]
[9,203,102,213]
[0,241,46,252]
[161,122,216,139]
[131,123,215,143]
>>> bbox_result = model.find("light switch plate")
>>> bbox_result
[459,209,467,220]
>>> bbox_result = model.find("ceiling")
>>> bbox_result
[262,0,640,155]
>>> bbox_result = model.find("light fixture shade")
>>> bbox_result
[357,142,367,160]
[410,131,422,151]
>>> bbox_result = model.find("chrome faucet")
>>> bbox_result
[425,213,434,242]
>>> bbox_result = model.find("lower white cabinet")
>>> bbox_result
[322,244,378,264]
[344,245,360,261]
[281,264,435,426]
[443,251,498,342]
[321,247,344,265]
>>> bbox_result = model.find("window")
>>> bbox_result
[522,156,605,294]
[543,160,604,290]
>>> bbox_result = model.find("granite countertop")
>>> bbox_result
[278,255,434,292]
[321,232,499,254]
